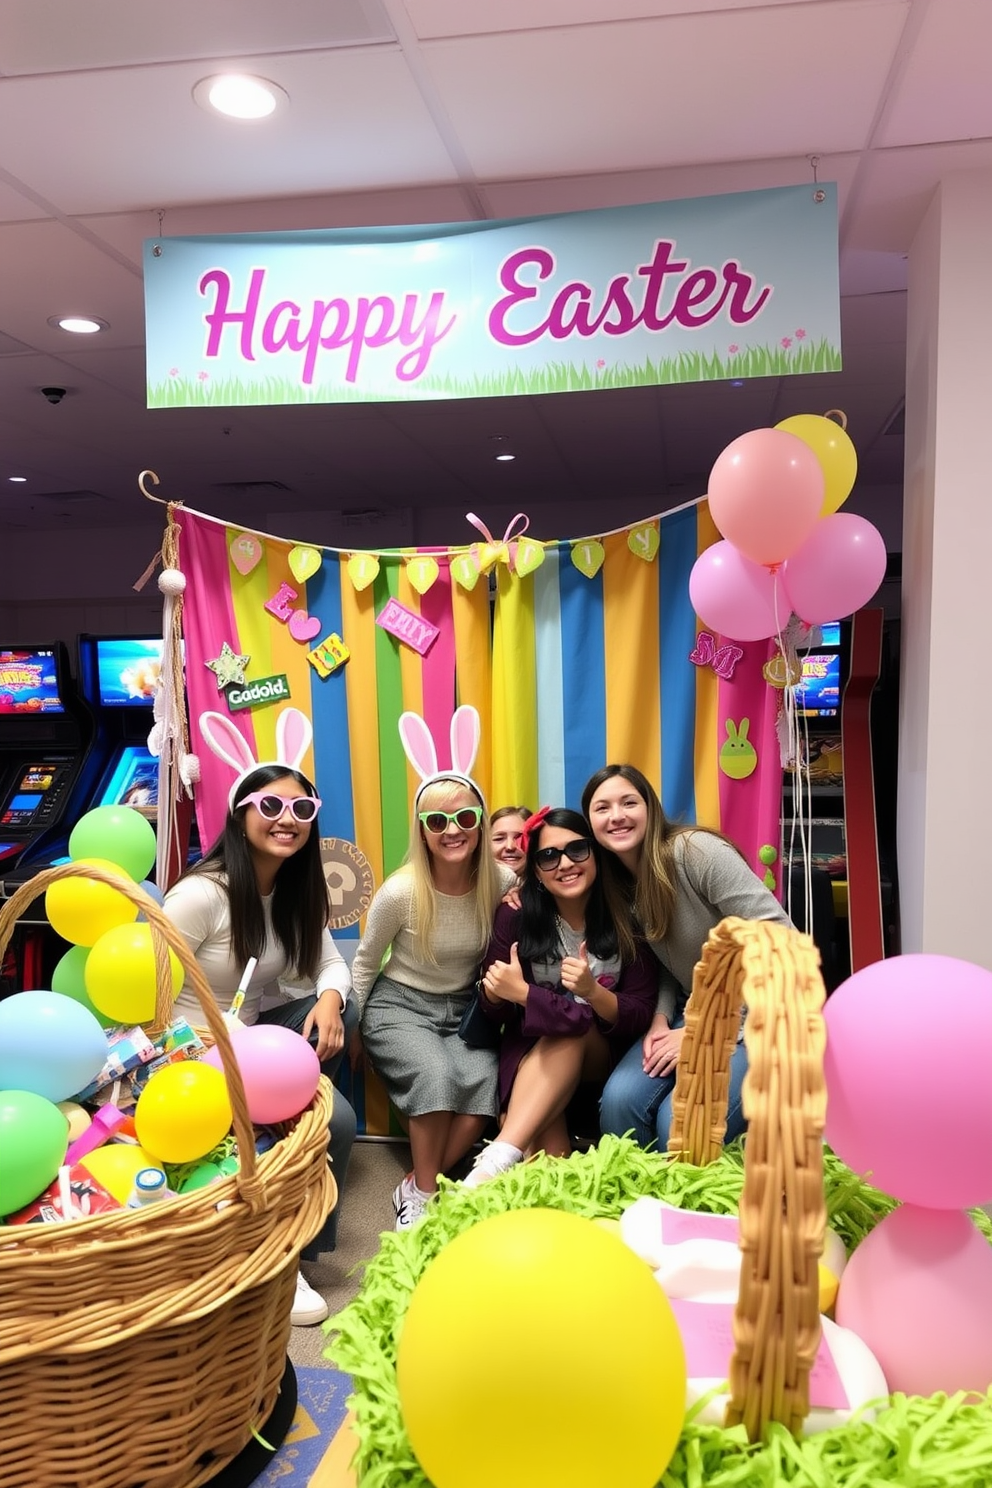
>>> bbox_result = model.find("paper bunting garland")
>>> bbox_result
[288,545,323,584]
[230,532,263,576]
[450,553,482,591]
[571,539,606,578]
[347,553,380,592]
[628,523,660,561]
[405,554,440,595]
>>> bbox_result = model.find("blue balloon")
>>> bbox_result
[0,990,108,1103]
[136,878,165,923]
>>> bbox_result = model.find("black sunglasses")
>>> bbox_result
[533,838,593,871]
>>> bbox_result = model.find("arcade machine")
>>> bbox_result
[72,633,198,875]
[0,642,97,991]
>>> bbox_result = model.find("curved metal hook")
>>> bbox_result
[138,468,167,504]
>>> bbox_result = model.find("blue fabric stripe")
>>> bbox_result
[559,551,607,811]
[534,550,566,808]
[660,506,698,823]
[305,560,359,938]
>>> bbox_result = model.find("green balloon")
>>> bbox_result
[51,946,118,1029]
[0,1090,69,1216]
[758,843,778,867]
[68,805,156,883]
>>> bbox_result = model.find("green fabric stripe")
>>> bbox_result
[374,560,409,876]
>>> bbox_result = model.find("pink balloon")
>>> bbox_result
[781,513,887,625]
[836,1205,992,1396]
[824,954,992,1209]
[688,541,789,642]
[203,1023,321,1124]
[706,428,824,567]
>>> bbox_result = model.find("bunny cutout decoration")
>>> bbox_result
[199,707,314,809]
[398,705,485,810]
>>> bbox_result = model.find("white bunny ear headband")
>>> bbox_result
[399,705,486,812]
[199,708,315,811]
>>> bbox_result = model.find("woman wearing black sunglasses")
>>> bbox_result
[465,807,657,1186]
[164,761,356,1327]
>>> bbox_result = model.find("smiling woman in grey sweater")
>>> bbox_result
[582,763,792,1151]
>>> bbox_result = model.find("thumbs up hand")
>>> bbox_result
[481,942,529,1005]
[561,939,596,1000]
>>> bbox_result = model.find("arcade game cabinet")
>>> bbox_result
[0,643,96,992]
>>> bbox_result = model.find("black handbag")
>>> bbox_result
[457,986,503,1050]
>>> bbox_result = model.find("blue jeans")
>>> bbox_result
[259,996,358,1258]
[599,1017,749,1152]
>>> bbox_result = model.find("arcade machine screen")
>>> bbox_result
[94,637,164,710]
[0,645,91,880]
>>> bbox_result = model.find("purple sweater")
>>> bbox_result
[480,903,658,1110]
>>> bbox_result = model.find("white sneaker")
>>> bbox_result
[291,1269,329,1326]
[393,1175,430,1231]
[462,1140,524,1189]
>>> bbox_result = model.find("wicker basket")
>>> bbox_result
[667,915,828,1443]
[0,862,337,1488]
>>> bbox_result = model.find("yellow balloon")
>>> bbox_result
[45,858,138,946]
[79,1143,162,1204]
[397,1208,686,1488]
[775,413,857,516]
[135,1062,233,1163]
[85,922,183,1025]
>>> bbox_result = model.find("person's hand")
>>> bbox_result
[302,989,345,1061]
[560,940,596,1000]
[482,943,528,1004]
[502,885,522,909]
[643,1025,684,1078]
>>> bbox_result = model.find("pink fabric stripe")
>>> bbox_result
[418,551,456,768]
[717,638,782,896]
[179,514,257,850]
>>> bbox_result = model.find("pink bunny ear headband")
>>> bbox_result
[198,708,315,812]
[398,705,486,813]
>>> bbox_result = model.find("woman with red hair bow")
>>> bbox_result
[465,806,657,1186]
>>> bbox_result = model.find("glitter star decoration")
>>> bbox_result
[204,641,250,690]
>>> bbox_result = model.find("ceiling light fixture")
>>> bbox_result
[49,315,108,334]
[8,476,26,483]
[491,434,516,463]
[193,74,287,120]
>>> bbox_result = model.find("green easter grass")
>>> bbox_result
[147,339,841,409]
[324,1135,992,1488]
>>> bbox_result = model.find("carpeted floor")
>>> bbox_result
[251,1365,354,1485]
[288,1138,412,1370]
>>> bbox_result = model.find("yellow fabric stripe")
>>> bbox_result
[491,564,539,808]
[451,576,493,802]
[227,534,277,756]
[265,545,317,780]
[396,562,425,816]
[693,502,722,829]
[602,532,662,795]
[340,574,384,893]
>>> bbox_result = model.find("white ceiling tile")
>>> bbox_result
[874,0,992,149]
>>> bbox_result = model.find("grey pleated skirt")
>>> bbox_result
[361,974,498,1118]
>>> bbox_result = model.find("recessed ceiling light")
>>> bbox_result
[8,476,26,483]
[49,315,108,334]
[193,74,287,120]
[491,434,516,463]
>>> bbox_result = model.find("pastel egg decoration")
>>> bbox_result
[68,804,156,883]
[85,922,183,1026]
[135,1062,233,1164]
[202,1024,320,1124]
[51,945,117,1028]
[0,1090,69,1216]
[45,858,139,946]
[0,989,107,1104]
[396,1207,686,1488]
[824,953,992,1209]
[835,1204,992,1397]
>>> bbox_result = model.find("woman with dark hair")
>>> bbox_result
[164,761,356,1327]
[581,764,791,1153]
[466,806,657,1186]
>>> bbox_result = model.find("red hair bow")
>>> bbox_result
[519,805,551,857]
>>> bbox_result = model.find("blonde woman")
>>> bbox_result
[352,710,514,1228]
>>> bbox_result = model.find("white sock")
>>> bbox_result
[486,1141,523,1165]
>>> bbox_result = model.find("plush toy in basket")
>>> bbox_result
[0,861,336,1488]
[326,918,992,1488]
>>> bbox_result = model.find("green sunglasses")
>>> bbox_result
[419,806,484,834]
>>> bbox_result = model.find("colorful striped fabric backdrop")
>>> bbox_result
[177,503,782,1133]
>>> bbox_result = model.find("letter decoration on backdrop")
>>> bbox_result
[176,502,782,1133]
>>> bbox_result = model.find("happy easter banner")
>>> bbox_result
[144,185,840,407]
